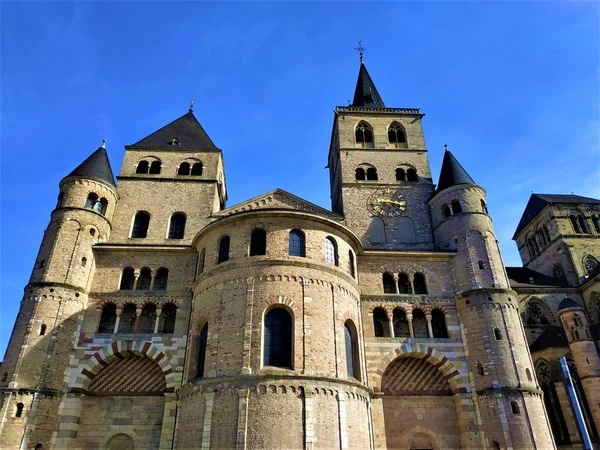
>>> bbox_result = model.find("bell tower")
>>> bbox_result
[327,56,435,250]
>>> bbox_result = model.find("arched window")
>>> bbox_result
[388,122,406,147]
[355,121,373,147]
[218,236,230,263]
[131,212,150,238]
[398,273,412,294]
[578,215,590,234]
[476,361,484,376]
[263,308,293,368]
[355,168,366,180]
[494,328,503,340]
[366,167,378,180]
[393,308,410,337]
[526,368,532,381]
[191,162,203,175]
[524,301,551,325]
[451,200,462,214]
[85,193,98,209]
[406,168,418,182]
[412,309,428,338]
[431,309,448,338]
[348,250,355,278]
[584,256,598,275]
[178,162,191,175]
[15,403,24,418]
[118,304,136,333]
[34,444,44,450]
[56,191,64,209]
[395,168,406,181]
[81,257,87,267]
[154,268,168,291]
[136,160,149,174]
[289,230,305,257]
[250,229,267,256]
[98,303,117,333]
[168,213,186,239]
[481,199,488,214]
[382,273,396,293]
[149,160,161,174]
[136,267,152,290]
[137,303,156,333]
[119,268,135,290]
[196,323,208,378]
[511,401,520,414]
[198,248,206,274]
[325,237,338,266]
[373,308,390,337]
[491,441,500,450]
[442,204,452,218]
[478,260,485,270]
[39,324,47,336]
[413,273,428,294]
[161,303,177,333]
[344,320,360,380]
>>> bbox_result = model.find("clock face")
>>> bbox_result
[368,189,407,217]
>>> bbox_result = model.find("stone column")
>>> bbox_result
[236,388,250,450]
[201,392,215,450]
[154,309,162,334]
[304,389,315,450]
[133,270,140,290]
[113,308,122,334]
[407,313,414,338]
[426,313,433,338]
[388,308,395,338]
[133,305,141,333]
[337,392,348,450]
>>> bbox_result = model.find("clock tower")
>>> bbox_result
[327,58,435,250]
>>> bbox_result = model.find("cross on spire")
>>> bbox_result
[354,41,366,63]
[189,99,196,112]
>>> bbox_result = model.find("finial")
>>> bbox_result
[189,99,196,112]
[444,143,448,151]
[354,41,366,63]
[101,139,106,149]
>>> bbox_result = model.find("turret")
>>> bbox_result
[428,148,555,449]
[0,143,117,449]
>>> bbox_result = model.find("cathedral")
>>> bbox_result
[0,58,599,450]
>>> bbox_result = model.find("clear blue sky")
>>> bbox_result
[1,2,598,356]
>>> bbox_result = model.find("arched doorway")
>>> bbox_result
[105,433,135,450]
[381,356,460,449]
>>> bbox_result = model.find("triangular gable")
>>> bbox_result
[215,188,343,221]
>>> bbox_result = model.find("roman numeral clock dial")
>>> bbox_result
[368,188,407,217]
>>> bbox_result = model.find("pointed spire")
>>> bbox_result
[65,144,116,187]
[435,146,476,194]
[130,110,217,149]
[351,61,385,108]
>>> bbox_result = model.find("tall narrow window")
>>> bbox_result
[263,308,293,368]
[15,403,24,418]
[198,248,206,274]
[442,204,452,218]
[355,121,373,147]
[154,268,168,291]
[388,122,406,147]
[481,199,488,214]
[85,193,98,209]
[161,303,177,333]
[476,361,484,376]
[98,303,117,333]
[382,273,396,293]
[136,160,149,174]
[413,273,428,294]
[288,230,305,257]
[511,401,520,415]
[56,191,64,208]
[406,168,418,182]
[431,309,448,338]
[451,200,462,214]
[250,229,267,256]
[398,273,412,294]
[366,167,378,180]
[136,267,152,290]
[131,212,150,238]
[348,250,355,278]
[149,160,161,174]
[578,215,590,234]
[218,236,230,263]
[373,307,390,337]
[355,168,366,180]
[395,168,406,181]
[196,323,208,378]
[178,162,191,175]
[412,309,428,338]
[119,268,135,290]
[325,237,338,266]
[118,304,137,333]
[393,309,410,337]
[39,324,47,336]
[344,320,360,380]
[494,328,503,340]
[570,215,581,233]
[168,213,186,239]
[191,162,203,175]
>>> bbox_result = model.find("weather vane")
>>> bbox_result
[444,143,448,151]
[189,99,196,112]
[101,139,106,149]
[355,41,366,63]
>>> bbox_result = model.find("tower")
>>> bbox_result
[327,59,435,250]
[0,144,117,449]
[429,149,556,449]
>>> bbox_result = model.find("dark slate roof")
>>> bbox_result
[529,327,569,353]
[506,267,566,288]
[558,297,582,311]
[65,146,115,187]
[512,193,600,239]
[130,110,217,149]
[351,62,385,108]
[434,150,476,194]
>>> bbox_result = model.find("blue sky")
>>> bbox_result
[1,2,598,356]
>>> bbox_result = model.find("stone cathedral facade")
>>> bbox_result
[0,60,599,450]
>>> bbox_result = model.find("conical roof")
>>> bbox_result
[130,110,217,149]
[558,297,582,311]
[65,145,115,187]
[435,150,476,194]
[351,62,385,108]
